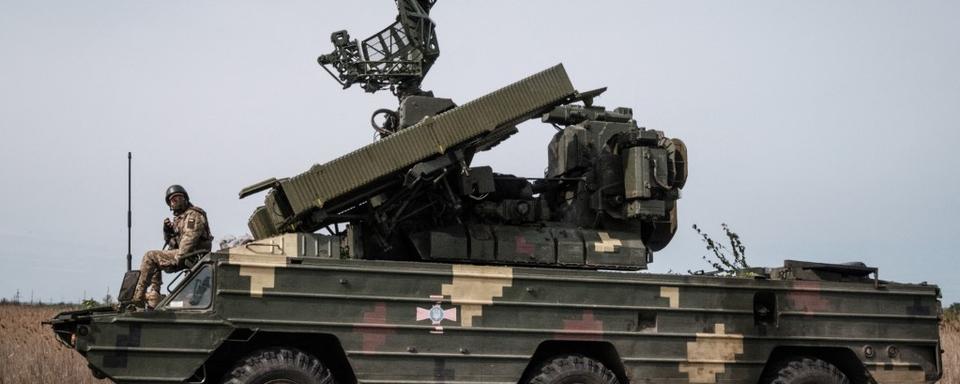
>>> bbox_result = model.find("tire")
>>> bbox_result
[764,357,850,384]
[223,348,337,384]
[527,354,620,384]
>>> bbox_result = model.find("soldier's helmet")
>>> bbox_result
[165,185,190,204]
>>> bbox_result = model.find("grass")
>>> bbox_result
[943,316,959,383]
[0,303,957,383]
[0,303,106,384]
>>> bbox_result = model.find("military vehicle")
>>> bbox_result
[48,1,943,383]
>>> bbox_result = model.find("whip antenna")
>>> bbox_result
[127,152,132,271]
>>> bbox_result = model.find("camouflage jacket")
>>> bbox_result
[168,205,213,257]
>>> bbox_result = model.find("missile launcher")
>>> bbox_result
[241,63,686,270]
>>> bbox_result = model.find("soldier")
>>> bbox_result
[132,185,213,308]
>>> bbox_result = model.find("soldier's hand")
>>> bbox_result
[163,218,175,237]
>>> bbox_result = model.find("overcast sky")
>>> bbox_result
[1,1,957,304]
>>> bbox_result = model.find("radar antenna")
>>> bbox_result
[318,0,439,99]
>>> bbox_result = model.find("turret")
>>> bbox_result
[240,2,686,270]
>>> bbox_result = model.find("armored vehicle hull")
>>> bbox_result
[50,240,942,383]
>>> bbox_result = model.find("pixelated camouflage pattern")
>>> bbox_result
[131,249,179,303]
[173,206,213,257]
[53,245,942,383]
[132,206,213,303]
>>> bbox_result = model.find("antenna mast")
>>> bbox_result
[127,152,132,271]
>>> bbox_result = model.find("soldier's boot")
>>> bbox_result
[131,271,156,308]
[132,251,161,308]
[131,281,147,307]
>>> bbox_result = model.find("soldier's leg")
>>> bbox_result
[149,260,163,294]
[133,250,163,303]
[155,249,181,271]
[146,250,180,307]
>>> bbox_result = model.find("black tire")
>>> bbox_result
[764,357,850,384]
[527,354,620,384]
[223,348,336,384]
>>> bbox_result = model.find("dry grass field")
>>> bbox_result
[943,315,960,384]
[0,303,957,383]
[0,304,106,384]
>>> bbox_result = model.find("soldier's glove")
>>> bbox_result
[163,218,175,241]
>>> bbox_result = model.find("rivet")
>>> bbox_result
[887,345,899,358]
[863,345,874,358]
[407,346,417,353]
[338,278,348,285]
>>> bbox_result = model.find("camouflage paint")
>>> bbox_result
[678,324,744,383]
[226,240,289,297]
[594,232,622,253]
[869,364,927,384]
[660,286,680,308]
[50,249,943,383]
[441,264,513,327]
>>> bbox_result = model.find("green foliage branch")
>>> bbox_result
[691,223,751,276]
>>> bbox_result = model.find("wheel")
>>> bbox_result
[223,348,336,384]
[763,357,850,384]
[527,354,619,384]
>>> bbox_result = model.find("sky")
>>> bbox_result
[0,1,958,304]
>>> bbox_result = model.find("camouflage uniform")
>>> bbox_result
[133,205,213,305]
